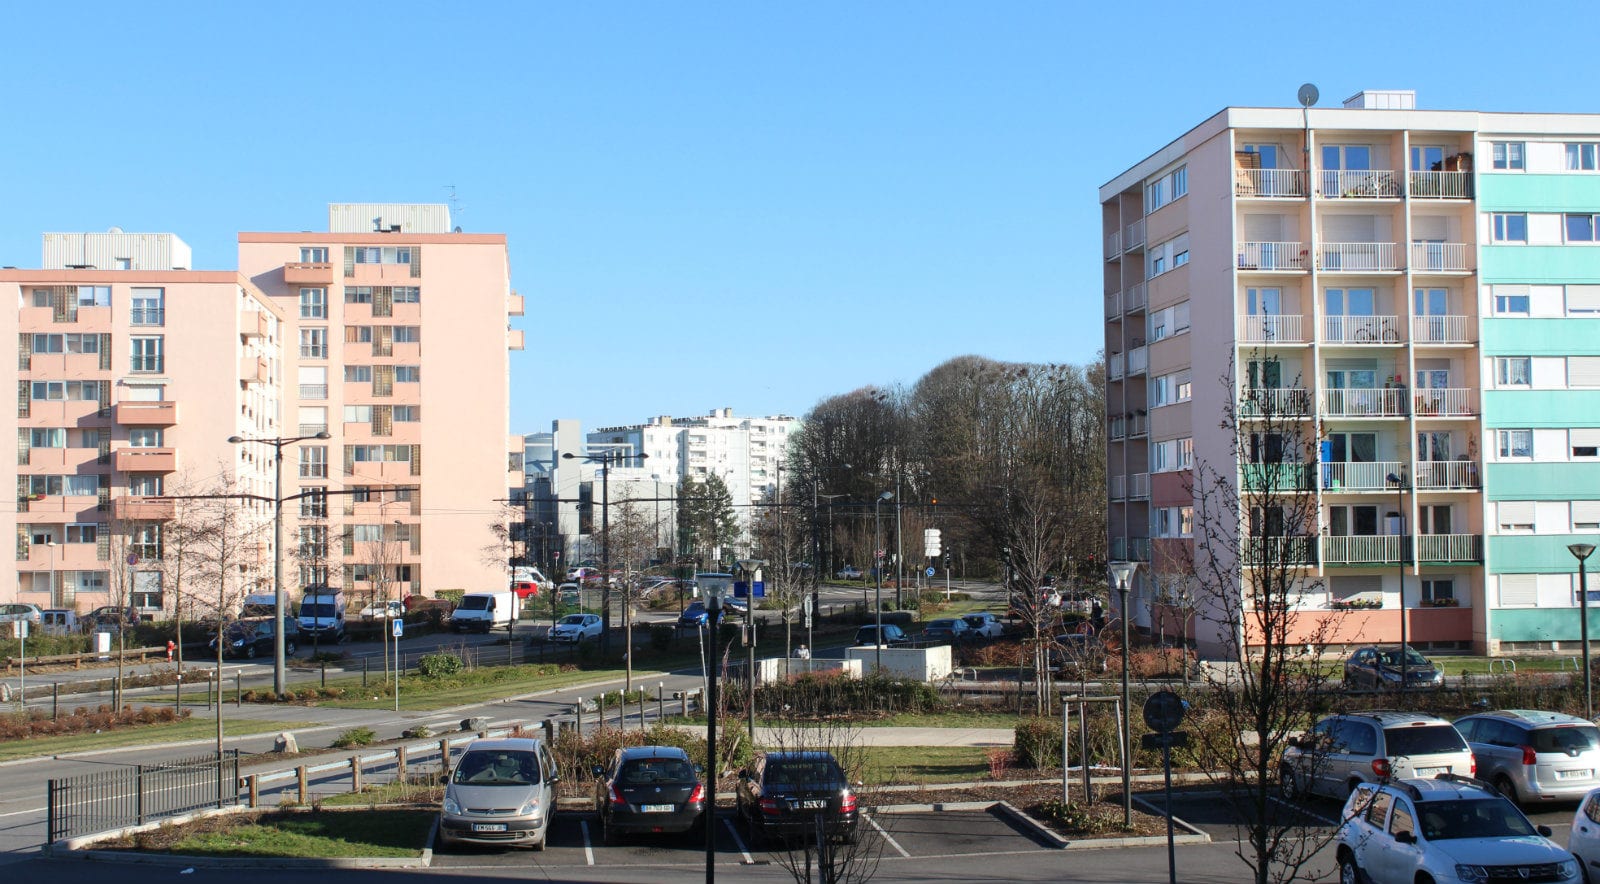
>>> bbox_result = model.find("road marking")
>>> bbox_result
[580,819,594,865]
[0,806,44,820]
[865,812,910,858]
[1268,795,1338,827]
[723,816,754,863]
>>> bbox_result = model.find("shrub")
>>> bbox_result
[417,652,464,679]
[754,673,943,718]
[331,726,376,748]
[648,624,674,653]
[1035,798,1117,834]
[403,725,433,739]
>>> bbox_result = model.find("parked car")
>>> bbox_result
[85,605,141,631]
[358,600,405,621]
[1280,711,1475,801]
[547,613,603,643]
[1343,644,1444,690]
[41,609,79,635]
[736,751,859,845]
[922,618,971,644]
[678,602,713,628]
[0,603,42,624]
[209,616,298,660]
[1456,710,1600,806]
[961,612,1005,639]
[1565,786,1600,877]
[1051,632,1107,676]
[438,737,559,850]
[1336,775,1575,884]
[557,582,582,604]
[834,565,864,580]
[853,624,910,647]
[592,745,705,841]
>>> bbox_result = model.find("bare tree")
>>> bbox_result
[747,719,888,884]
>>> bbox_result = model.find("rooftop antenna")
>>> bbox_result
[445,185,462,230]
[1298,83,1318,202]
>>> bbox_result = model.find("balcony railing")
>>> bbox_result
[1124,218,1146,251]
[299,384,328,400]
[1238,314,1307,344]
[1320,461,1405,492]
[1414,460,1480,490]
[1411,315,1472,345]
[1108,353,1125,381]
[1124,282,1147,313]
[110,496,176,522]
[129,308,164,326]
[1236,169,1306,197]
[1322,388,1408,417]
[1129,537,1151,562]
[113,401,178,426]
[1319,243,1401,272]
[1319,169,1403,199]
[1410,242,1471,273]
[1109,417,1126,440]
[1129,472,1150,500]
[297,423,328,435]
[1126,346,1148,376]
[1323,314,1402,344]
[1109,475,1126,500]
[1407,171,1472,199]
[284,261,335,285]
[1412,388,1474,417]
[1129,412,1148,437]
[1106,230,1122,259]
[1322,535,1406,565]
[1243,537,1316,567]
[1239,387,1312,418]
[1110,536,1127,560]
[1105,290,1123,317]
[1240,463,1315,493]
[1416,534,1483,563]
[1237,242,1308,271]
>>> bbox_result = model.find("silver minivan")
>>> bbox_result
[1280,711,1475,800]
[1456,709,1600,805]
[438,738,559,850]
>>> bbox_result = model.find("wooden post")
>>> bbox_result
[576,696,584,734]
[543,718,555,743]
[638,693,646,731]
[297,765,308,804]
[396,745,408,781]
[439,739,452,779]
[350,755,362,793]
[247,774,259,808]
[598,694,605,729]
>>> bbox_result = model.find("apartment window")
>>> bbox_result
[351,246,413,264]
[297,406,328,434]
[1145,165,1187,213]
[1173,249,1189,267]
[64,523,98,544]
[299,288,326,319]
[129,429,163,448]
[350,524,385,543]
[114,257,131,270]
[29,428,65,447]
[128,475,162,496]
[1496,501,1535,534]
[1494,287,1531,316]
[1148,302,1191,342]
[1571,285,1600,314]
[1492,213,1528,243]
[298,365,327,399]
[393,286,420,303]
[32,333,100,354]
[1574,502,1600,531]
[130,288,164,326]
[1421,578,1455,604]
[1151,437,1194,472]
[1570,214,1600,243]
[298,525,327,558]
[300,247,329,263]
[1150,370,1192,408]
[1492,141,1525,170]
[345,287,373,304]
[1497,429,1533,459]
[77,286,110,307]
[299,327,327,359]
[130,336,163,373]
[300,487,327,519]
[346,325,373,343]
[299,446,328,478]
[393,326,420,343]
[1573,429,1600,459]
[344,365,372,383]
[396,366,420,382]
[1495,357,1531,387]
[73,428,102,448]
[23,474,100,496]
[1153,506,1193,538]
[31,380,99,400]
[394,405,419,422]
[344,405,373,422]
[1567,143,1600,171]
[349,444,412,462]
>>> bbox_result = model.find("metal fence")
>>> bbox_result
[47,750,239,842]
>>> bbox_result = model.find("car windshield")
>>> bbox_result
[452,750,540,785]
[1533,726,1600,754]
[459,597,489,611]
[1416,798,1536,841]
[766,761,842,787]
[559,615,586,626]
[301,603,336,617]
[1385,725,1468,756]
[1376,649,1430,668]
[619,759,694,784]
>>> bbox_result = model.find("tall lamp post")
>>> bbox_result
[702,578,727,884]
[1571,543,1597,721]
[562,450,649,657]
[737,558,766,744]
[1387,472,1410,696]
[873,491,893,673]
[1109,561,1138,829]
[227,431,331,696]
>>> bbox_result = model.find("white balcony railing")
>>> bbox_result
[1413,388,1474,417]
[1238,314,1307,344]
[1123,282,1147,313]
[1416,534,1483,563]
[1109,475,1127,500]
[1106,230,1122,259]
[1320,461,1405,492]
[1407,171,1472,199]
[1319,242,1401,272]
[1237,241,1308,271]
[1124,218,1147,251]
[1108,416,1126,440]
[1237,169,1306,197]
[1129,472,1151,500]
[1321,388,1408,417]
[1108,353,1125,380]
[1126,346,1148,376]
[1410,242,1471,273]
[1411,315,1472,345]
[1129,537,1152,562]
[1105,290,1123,317]
[299,384,328,400]
[1239,387,1312,418]
[1321,535,1404,564]
[1323,314,1402,344]
[1129,412,1149,437]
[1319,169,1403,199]
[1414,460,1480,490]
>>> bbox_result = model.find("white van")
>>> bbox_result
[40,609,79,635]
[297,588,346,643]
[451,592,518,633]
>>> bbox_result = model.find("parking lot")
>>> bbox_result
[431,805,1060,870]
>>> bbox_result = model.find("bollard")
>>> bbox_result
[397,745,408,781]
[175,671,182,712]
[638,693,646,731]
[247,774,259,808]
[363,656,368,687]
[297,765,308,804]
[350,755,362,793]
[321,661,326,688]
[576,696,584,734]
[236,672,242,708]
[680,691,688,717]
[52,683,59,720]
[439,739,453,779]
[658,682,665,723]
[598,695,605,729]
[543,718,555,743]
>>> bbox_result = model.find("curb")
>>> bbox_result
[872,798,1212,851]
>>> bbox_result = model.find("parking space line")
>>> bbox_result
[580,819,595,865]
[1268,796,1338,827]
[723,816,754,863]
[865,813,910,858]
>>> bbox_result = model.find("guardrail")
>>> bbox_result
[4,644,170,672]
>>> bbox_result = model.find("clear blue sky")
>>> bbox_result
[4,2,1594,435]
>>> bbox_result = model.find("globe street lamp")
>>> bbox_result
[702,576,727,883]
[227,431,331,696]
[1571,542,1597,721]
[1108,560,1138,828]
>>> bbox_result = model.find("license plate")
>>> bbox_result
[1558,769,1593,780]
[802,799,827,809]
[1415,767,1445,777]
[641,804,675,813]
[472,823,507,832]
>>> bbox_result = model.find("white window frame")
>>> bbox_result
[1492,213,1528,243]
[1492,141,1526,171]
[1494,357,1532,387]
[299,288,327,319]
[299,327,328,359]
[1497,429,1533,459]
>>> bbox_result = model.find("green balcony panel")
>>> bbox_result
[1480,246,1600,285]
[1482,319,1600,356]
[1490,608,1600,643]
[1485,463,1600,501]
[1488,534,1600,572]
[1483,391,1600,427]
[1478,175,1600,214]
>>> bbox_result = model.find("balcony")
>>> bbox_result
[1410,242,1472,273]
[1240,463,1315,493]
[1320,461,1405,492]
[508,328,525,350]
[1238,314,1307,344]
[1243,537,1316,567]
[1129,472,1150,500]
[298,423,329,436]
[1318,243,1401,272]
[1411,315,1473,345]
[113,401,178,426]
[1129,537,1151,562]
[284,262,335,285]
[299,384,328,400]
[1108,353,1124,381]
[1124,218,1146,252]
[1105,230,1122,260]
[1414,460,1480,490]
[1125,346,1148,376]
[1416,534,1483,564]
[111,496,175,521]
[1239,387,1312,419]
[1407,171,1472,200]
[1109,475,1126,500]
[1323,315,1402,344]
[1321,388,1408,418]
[1322,535,1405,565]
[1123,282,1147,313]
[115,447,176,472]
[1318,169,1402,199]
[1412,388,1474,417]
[1105,290,1123,317]
[1237,242,1309,271]
[1236,169,1306,198]
[241,310,271,338]
[508,291,525,316]
[1108,416,1125,440]
[1129,412,1148,437]
[240,356,269,385]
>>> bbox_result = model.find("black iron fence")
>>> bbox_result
[47,750,240,842]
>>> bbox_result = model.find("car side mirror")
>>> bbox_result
[695,764,705,775]
[1538,825,1554,838]
[591,765,605,778]
[1394,830,1416,844]
[549,772,560,784]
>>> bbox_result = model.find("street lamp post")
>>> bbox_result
[893,476,904,609]
[1571,543,1597,721]
[1387,472,1410,697]
[873,491,893,673]
[1109,561,1137,829]
[563,451,649,657]
[738,558,766,745]
[227,431,330,696]
[46,540,57,608]
[702,578,727,884]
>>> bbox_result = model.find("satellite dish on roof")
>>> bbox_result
[108,226,123,234]
[1297,83,1320,108]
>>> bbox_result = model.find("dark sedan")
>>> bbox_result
[209,616,298,660]
[592,745,705,840]
[736,751,859,845]
[853,624,910,647]
[1342,644,1443,689]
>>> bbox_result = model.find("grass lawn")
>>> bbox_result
[862,745,990,785]
[665,710,1024,729]
[0,717,311,763]
[325,663,654,711]
[110,809,432,858]
[320,779,443,807]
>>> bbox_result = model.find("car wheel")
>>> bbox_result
[1338,850,1361,884]
[1278,766,1301,800]
[245,644,257,659]
[1575,852,1591,884]
[286,641,297,655]
[1494,775,1520,805]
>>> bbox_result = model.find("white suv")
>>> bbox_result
[1335,776,1577,884]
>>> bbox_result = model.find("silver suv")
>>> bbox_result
[1281,711,1475,801]
[1455,710,1600,806]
